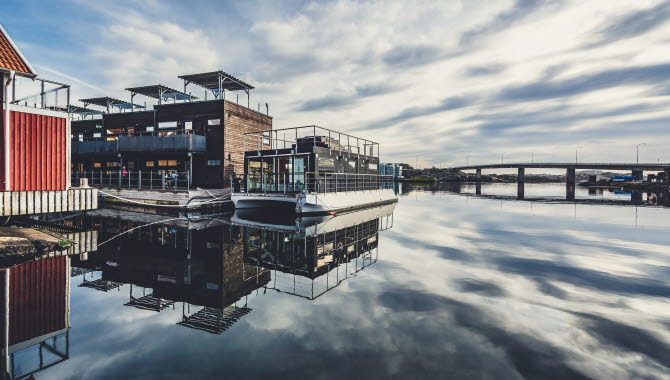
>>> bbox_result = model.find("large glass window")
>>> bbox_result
[294,157,305,192]
[247,160,262,192]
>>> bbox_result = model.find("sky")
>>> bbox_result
[2,0,670,168]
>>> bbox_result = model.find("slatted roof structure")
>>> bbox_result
[126,84,197,106]
[0,24,36,77]
[80,96,145,113]
[178,306,252,334]
[179,71,254,106]
[69,105,104,118]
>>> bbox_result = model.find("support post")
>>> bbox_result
[476,168,482,181]
[517,167,525,200]
[665,168,670,184]
[476,182,482,195]
[566,168,576,201]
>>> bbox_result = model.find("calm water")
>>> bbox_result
[8,183,670,379]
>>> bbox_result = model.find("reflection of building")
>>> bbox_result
[0,256,71,379]
[237,204,395,299]
[71,210,270,334]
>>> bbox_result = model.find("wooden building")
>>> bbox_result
[71,72,272,188]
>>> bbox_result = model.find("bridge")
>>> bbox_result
[448,162,670,200]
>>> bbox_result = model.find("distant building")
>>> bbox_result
[380,163,403,179]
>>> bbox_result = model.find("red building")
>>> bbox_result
[0,24,96,216]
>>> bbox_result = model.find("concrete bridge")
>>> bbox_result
[449,162,670,200]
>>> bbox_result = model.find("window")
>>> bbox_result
[93,132,102,138]
[158,160,167,166]
[168,160,177,166]
[94,162,102,168]
[184,121,193,130]
[106,162,120,167]
[369,163,378,170]
[159,121,177,129]
[208,119,220,126]
[158,160,178,166]
[146,161,155,167]
[207,160,221,166]
[146,126,154,132]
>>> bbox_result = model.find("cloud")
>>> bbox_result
[382,45,443,68]
[497,63,670,102]
[588,2,670,47]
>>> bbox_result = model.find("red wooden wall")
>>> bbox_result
[3,110,67,191]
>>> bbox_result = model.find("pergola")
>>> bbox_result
[178,71,254,107]
[126,84,197,110]
[80,96,145,113]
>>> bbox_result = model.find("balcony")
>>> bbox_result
[72,130,206,156]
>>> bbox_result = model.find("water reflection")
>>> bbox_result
[64,204,396,336]
[3,184,670,378]
[0,257,71,380]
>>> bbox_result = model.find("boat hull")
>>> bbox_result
[231,189,397,215]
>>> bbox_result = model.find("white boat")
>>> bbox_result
[231,126,397,215]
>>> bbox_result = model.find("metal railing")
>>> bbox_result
[236,172,394,194]
[74,129,203,141]
[244,125,379,159]
[73,170,190,191]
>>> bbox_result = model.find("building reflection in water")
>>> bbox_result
[237,204,395,299]
[0,257,71,380]
[65,203,394,335]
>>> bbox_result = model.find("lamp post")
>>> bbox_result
[636,143,646,164]
[575,146,583,164]
[531,151,535,164]
[466,152,471,167]
[501,153,505,165]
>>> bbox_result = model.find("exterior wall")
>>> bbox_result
[1,104,68,191]
[223,101,272,184]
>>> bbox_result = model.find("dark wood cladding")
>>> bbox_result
[223,101,272,181]
[0,256,67,346]
[104,111,154,130]
[156,100,223,122]
[7,110,67,191]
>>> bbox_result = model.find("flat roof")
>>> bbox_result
[80,96,145,110]
[178,71,254,92]
[126,84,197,101]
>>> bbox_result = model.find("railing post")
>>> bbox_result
[284,173,286,194]
[99,170,102,185]
[150,171,153,190]
[128,171,131,188]
[139,171,142,189]
[161,170,166,190]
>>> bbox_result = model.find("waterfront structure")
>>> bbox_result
[71,71,272,189]
[380,162,403,179]
[0,24,97,216]
[451,162,670,200]
[231,126,397,214]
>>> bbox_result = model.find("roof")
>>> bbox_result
[69,105,104,115]
[80,96,145,110]
[126,84,197,101]
[178,71,254,92]
[0,24,36,77]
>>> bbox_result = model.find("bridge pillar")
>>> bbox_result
[632,169,643,181]
[631,191,643,203]
[476,168,482,181]
[566,168,576,201]
[665,168,670,184]
[517,168,525,199]
[476,182,481,195]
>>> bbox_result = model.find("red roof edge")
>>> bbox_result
[0,23,37,78]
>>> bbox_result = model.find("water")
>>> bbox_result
[5,183,670,379]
